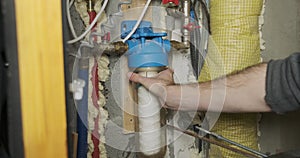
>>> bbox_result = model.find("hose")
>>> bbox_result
[190,9,202,80]
[66,0,77,38]
[90,0,133,42]
[76,60,89,158]
[190,1,209,80]
[122,0,152,43]
[68,0,109,44]
[72,42,93,158]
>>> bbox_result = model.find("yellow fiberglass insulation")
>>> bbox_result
[199,0,263,157]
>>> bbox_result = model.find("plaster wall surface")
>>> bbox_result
[259,0,300,154]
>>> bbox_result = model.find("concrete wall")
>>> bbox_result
[259,0,300,154]
[261,0,300,60]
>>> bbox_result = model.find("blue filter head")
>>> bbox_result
[121,20,171,68]
[127,40,170,68]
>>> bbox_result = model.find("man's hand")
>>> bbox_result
[128,68,175,108]
[127,68,174,95]
[127,63,273,112]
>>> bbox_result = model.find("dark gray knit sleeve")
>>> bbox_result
[265,53,300,113]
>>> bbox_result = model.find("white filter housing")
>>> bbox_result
[138,71,162,155]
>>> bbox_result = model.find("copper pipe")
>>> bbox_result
[167,125,261,158]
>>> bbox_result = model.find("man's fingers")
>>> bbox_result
[128,72,178,110]
[127,72,170,93]
[127,72,151,87]
[127,72,140,83]
[128,72,155,89]
[162,104,178,110]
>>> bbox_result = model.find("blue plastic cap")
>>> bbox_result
[121,20,171,68]
[128,41,169,68]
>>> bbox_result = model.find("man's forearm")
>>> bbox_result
[165,64,272,112]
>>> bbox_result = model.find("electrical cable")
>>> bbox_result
[190,9,202,80]
[67,0,109,44]
[70,0,75,7]
[122,0,152,43]
[67,0,77,38]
